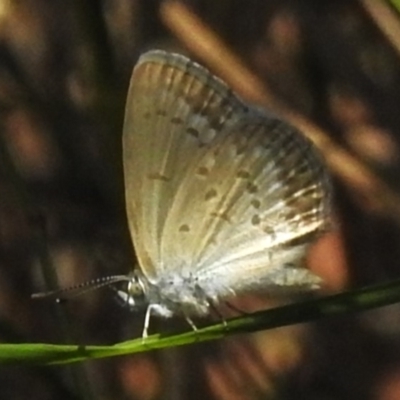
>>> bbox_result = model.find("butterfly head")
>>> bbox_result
[116,271,149,310]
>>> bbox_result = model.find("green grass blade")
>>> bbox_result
[3,277,400,365]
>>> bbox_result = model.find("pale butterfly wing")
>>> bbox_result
[124,51,244,279]
[123,50,331,298]
[166,116,330,298]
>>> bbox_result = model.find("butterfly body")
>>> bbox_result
[120,254,323,322]
[119,270,211,318]
[120,50,331,331]
[32,50,332,337]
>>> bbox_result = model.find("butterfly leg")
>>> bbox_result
[224,301,250,316]
[195,284,228,329]
[184,315,198,332]
[207,300,228,330]
[142,305,154,340]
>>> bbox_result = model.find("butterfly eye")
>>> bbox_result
[127,275,146,297]
[116,274,147,309]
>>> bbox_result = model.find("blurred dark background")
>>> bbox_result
[1,0,400,399]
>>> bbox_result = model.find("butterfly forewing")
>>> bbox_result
[123,51,245,280]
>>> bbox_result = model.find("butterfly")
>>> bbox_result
[32,50,331,338]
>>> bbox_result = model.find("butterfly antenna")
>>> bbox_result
[31,275,131,301]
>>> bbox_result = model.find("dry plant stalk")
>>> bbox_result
[160,0,400,223]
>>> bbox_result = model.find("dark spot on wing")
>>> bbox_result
[205,188,218,201]
[246,182,259,194]
[187,127,200,139]
[179,224,190,232]
[263,226,275,235]
[156,109,167,117]
[148,173,170,181]
[237,170,250,179]
[196,166,209,177]
[251,199,261,209]
[210,211,231,223]
[236,146,246,156]
[171,116,184,125]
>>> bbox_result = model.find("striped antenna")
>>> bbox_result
[31,275,131,301]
